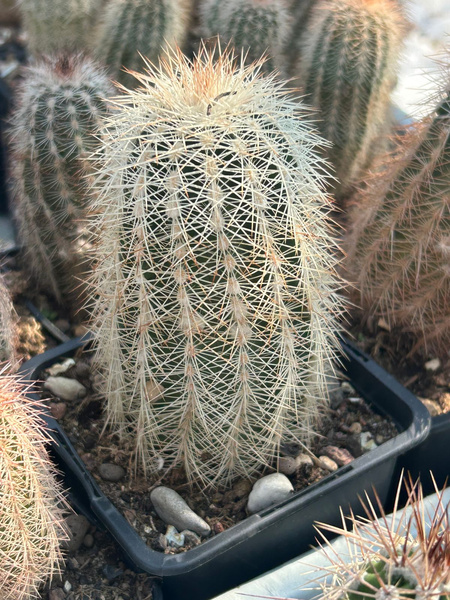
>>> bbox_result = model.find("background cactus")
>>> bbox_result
[346,79,450,357]
[315,478,450,600]
[10,54,113,308]
[0,368,68,599]
[0,275,17,366]
[87,46,345,487]
[199,0,290,76]
[18,0,103,56]
[297,0,407,199]
[284,0,317,75]
[94,0,191,88]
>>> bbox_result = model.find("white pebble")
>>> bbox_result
[150,487,211,536]
[360,432,378,451]
[247,473,294,515]
[318,456,338,471]
[47,358,75,376]
[424,358,441,372]
[63,581,72,593]
[44,376,86,401]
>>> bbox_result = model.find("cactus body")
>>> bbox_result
[346,86,450,356]
[298,0,406,199]
[0,369,67,599]
[200,0,290,76]
[316,479,450,600]
[18,0,102,56]
[0,276,17,366]
[284,0,317,75]
[10,55,112,306]
[88,47,344,487]
[95,0,191,88]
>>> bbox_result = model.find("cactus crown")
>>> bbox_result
[298,0,406,198]
[10,54,112,305]
[315,477,450,600]
[87,46,345,487]
[346,76,450,356]
[0,367,68,599]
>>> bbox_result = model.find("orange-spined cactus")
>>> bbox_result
[0,368,67,599]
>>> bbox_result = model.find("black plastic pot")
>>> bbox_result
[19,335,431,600]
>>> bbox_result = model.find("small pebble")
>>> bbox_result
[375,434,385,445]
[213,522,225,534]
[98,463,126,482]
[329,386,345,408]
[349,397,362,404]
[82,534,94,548]
[150,487,211,536]
[48,589,65,600]
[341,381,356,395]
[50,402,67,420]
[322,445,354,467]
[247,473,294,514]
[420,398,441,417]
[44,376,86,401]
[279,455,300,475]
[296,453,314,468]
[318,456,338,471]
[360,432,378,451]
[47,359,76,376]
[62,514,90,553]
[424,358,441,372]
[63,581,72,593]
[165,525,185,548]
[157,533,168,551]
[349,422,362,435]
[232,479,252,498]
[80,453,96,471]
[181,529,202,546]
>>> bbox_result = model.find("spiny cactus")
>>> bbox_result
[200,0,290,76]
[94,0,191,88]
[346,80,450,357]
[284,0,317,75]
[18,0,103,56]
[314,477,450,600]
[10,54,113,307]
[87,46,345,487]
[297,0,407,199]
[0,275,17,366]
[0,367,68,599]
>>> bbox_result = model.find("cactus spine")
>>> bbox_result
[87,47,345,487]
[10,55,113,306]
[298,0,406,199]
[315,479,450,600]
[94,0,191,88]
[0,368,68,599]
[346,83,450,356]
[18,0,103,56]
[200,0,290,76]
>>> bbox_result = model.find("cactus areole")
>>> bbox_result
[89,47,344,487]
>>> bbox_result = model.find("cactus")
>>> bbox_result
[0,368,68,599]
[18,0,103,56]
[10,54,113,307]
[284,0,317,75]
[297,0,407,199]
[314,478,450,600]
[200,0,290,76]
[87,46,345,487]
[94,0,191,88]
[346,82,450,357]
[0,275,17,366]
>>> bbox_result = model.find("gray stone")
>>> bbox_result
[247,473,294,515]
[165,525,185,548]
[98,463,125,482]
[278,456,299,475]
[44,376,86,401]
[62,514,90,553]
[150,487,211,536]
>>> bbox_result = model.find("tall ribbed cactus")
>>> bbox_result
[297,0,407,199]
[346,82,450,356]
[18,0,103,56]
[94,0,191,88]
[0,368,68,599]
[87,47,345,487]
[0,275,17,366]
[10,54,113,306]
[200,0,290,76]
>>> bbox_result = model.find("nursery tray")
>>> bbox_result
[19,335,431,600]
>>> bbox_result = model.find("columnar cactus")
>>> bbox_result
[0,275,17,366]
[200,0,290,76]
[346,83,450,356]
[18,0,103,56]
[0,369,67,599]
[315,479,450,600]
[87,47,345,487]
[94,0,191,88]
[10,54,113,307]
[297,0,407,199]
[284,0,317,75]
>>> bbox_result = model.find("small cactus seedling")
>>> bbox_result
[314,477,450,600]
[0,368,68,599]
[346,79,450,357]
[200,0,290,76]
[94,0,191,88]
[18,0,103,56]
[87,46,345,487]
[298,0,407,199]
[0,275,17,366]
[10,54,113,307]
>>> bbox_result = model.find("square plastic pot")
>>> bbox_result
[19,335,431,600]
